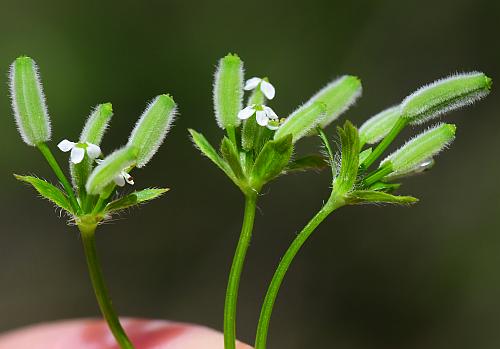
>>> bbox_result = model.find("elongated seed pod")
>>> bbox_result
[385,158,435,180]
[71,103,114,190]
[382,123,456,175]
[9,56,51,146]
[298,75,361,129]
[359,105,401,145]
[274,102,327,143]
[80,103,113,144]
[213,53,244,129]
[127,94,177,168]
[401,72,492,125]
[86,146,138,195]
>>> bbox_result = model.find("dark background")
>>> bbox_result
[1,0,499,348]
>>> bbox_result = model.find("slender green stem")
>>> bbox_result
[37,142,81,213]
[224,192,258,349]
[361,118,408,170]
[79,225,135,349]
[362,163,393,187]
[92,196,108,215]
[227,126,238,147]
[254,193,343,349]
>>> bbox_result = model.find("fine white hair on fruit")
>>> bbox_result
[381,123,455,173]
[79,103,113,144]
[127,95,177,168]
[311,76,363,126]
[213,55,244,129]
[359,105,401,145]
[9,57,51,146]
[401,71,491,125]
[274,102,327,142]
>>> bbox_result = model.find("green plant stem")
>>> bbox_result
[227,126,238,147]
[37,142,81,213]
[92,196,108,214]
[363,164,393,186]
[361,118,408,169]
[254,192,343,349]
[79,225,135,349]
[224,192,258,349]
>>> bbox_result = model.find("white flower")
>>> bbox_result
[95,159,134,187]
[244,77,275,100]
[237,104,279,130]
[114,170,134,187]
[58,139,101,164]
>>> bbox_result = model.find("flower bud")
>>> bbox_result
[382,123,456,175]
[80,103,113,145]
[127,94,177,168]
[273,102,327,143]
[401,72,492,125]
[86,146,138,195]
[359,105,401,145]
[213,53,244,129]
[9,56,51,146]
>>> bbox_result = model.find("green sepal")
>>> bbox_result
[346,190,418,205]
[317,127,336,178]
[241,116,259,151]
[332,121,360,194]
[105,188,169,213]
[251,134,293,189]
[285,155,327,173]
[14,174,74,214]
[221,136,245,180]
[188,129,237,182]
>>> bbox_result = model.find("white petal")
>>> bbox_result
[260,80,275,100]
[86,143,101,159]
[57,139,75,152]
[95,159,103,165]
[263,106,278,119]
[266,123,279,131]
[70,147,85,164]
[256,111,269,126]
[114,174,126,187]
[123,172,134,185]
[238,106,256,120]
[244,77,262,90]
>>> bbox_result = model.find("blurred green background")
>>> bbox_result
[1,0,499,348]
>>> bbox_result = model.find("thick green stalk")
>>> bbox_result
[37,143,80,213]
[254,193,343,349]
[79,225,135,349]
[224,192,258,349]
